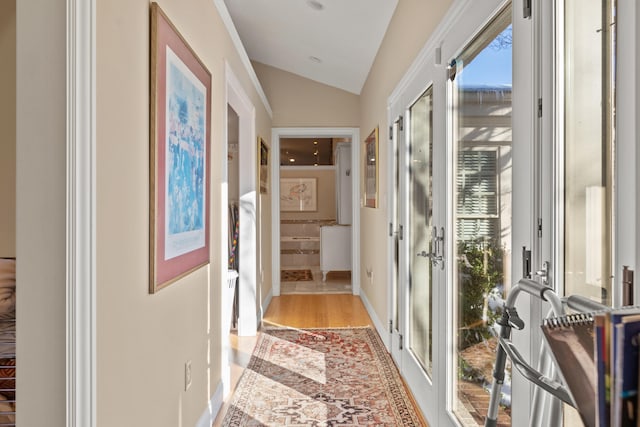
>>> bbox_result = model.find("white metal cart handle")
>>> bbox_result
[497,337,576,407]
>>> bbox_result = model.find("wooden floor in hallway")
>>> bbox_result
[262,294,373,328]
[212,294,428,426]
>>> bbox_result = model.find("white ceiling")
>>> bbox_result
[222,0,399,95]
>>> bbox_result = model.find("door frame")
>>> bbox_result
[67,0,97,425]
[224,62,258,339]
[386,115,404,365]
[609,0,638,305]
[270,127,361,297]
[537,0,638,306]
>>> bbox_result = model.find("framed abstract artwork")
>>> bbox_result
[149,3,212,293]
[364,127,378,208]
[280,178,317,212]
[259,138,269,194]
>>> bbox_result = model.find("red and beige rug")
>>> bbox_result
[222,327,424,426]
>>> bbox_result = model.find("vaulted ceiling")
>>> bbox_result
[222,0,399,95]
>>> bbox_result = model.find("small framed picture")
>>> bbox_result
[259,138,269,194]
[364,127,378,208]
[280,178,317,212]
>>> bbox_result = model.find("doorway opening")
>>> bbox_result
[226,105,240,331]
[271,128,360,297]
[279,137,353,294]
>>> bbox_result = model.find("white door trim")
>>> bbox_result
[212,0,272,119]
[66,0,97,426]
[224,62,257,339]
[617,0,638,304]
[271,127,360,297]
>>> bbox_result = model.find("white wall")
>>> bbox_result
[358,0,453,328]
[280,168,336,221]
[17,0,272,425]
[95,0,271,425]
[253,61,360,127]
[16,0,67,424]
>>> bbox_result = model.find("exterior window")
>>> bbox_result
[560,0,615,306]
[457,149,500,241]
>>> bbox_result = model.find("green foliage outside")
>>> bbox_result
[457,238,504,351]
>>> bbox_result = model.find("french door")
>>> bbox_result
[389,0,629,425]
[389,1,517,426]
[449,6,514,426]
[390,84,442,420]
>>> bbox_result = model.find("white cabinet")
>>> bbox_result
[320,225,351,281]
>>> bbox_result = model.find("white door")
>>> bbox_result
[388,0,517,425]
[390,84,443,421]
[447,5,514,426]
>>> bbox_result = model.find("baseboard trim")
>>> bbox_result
[358,289,390,349]
[261,288,273,324]
[195,381,224,427]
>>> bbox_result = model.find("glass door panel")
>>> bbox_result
[553,1,616,423]
[408,87,434,376]
[560,0,615,305]
[393,85,440,421]
[450,5,512,426]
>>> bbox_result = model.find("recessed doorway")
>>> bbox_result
[279,137,352,294]
[271,128,360,297]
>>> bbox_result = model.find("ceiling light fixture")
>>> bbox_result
[309,56,322,64]
[289,158,295,163]
[307,0,324,11]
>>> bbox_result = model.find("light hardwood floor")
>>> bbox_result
[280,267,352,294]
[212,294,427,426]
[263,294,372,328]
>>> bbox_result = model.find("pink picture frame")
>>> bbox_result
[149,3,212,293]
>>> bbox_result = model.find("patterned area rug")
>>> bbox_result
[281,269,313,282]
[222,327,424,426]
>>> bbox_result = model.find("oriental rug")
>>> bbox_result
[222,327,424,426]
[281,269,313,282]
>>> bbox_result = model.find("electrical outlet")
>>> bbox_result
[185,360,192,391]
[366,268,374,284]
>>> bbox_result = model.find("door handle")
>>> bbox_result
[432,227,445,270]
[417,250,443,263]
[623,266,634,306]
[416,227,445,270]
[522,247,532,279]
[536,261,551,287]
